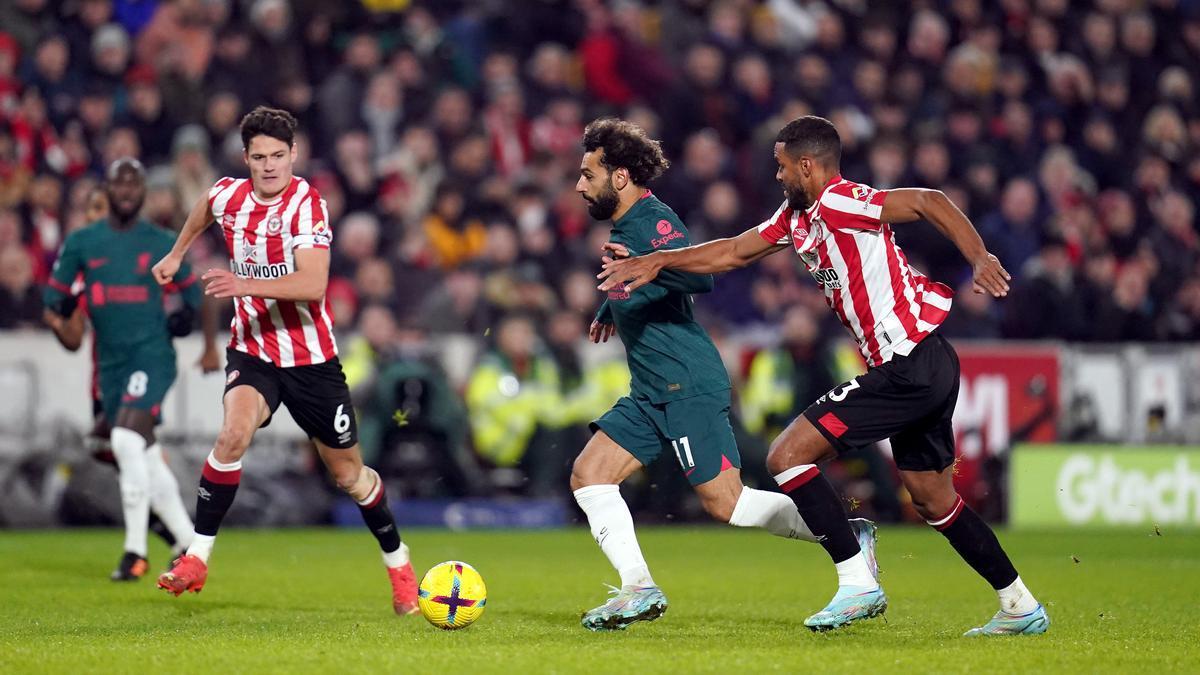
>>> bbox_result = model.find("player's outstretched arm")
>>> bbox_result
[880,188,1011,298]
[202,247,330,302]
[600,243,714,294]
[598,227,784,293]
[153,196,214,285]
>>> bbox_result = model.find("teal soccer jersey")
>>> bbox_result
[599,192,730,403]
[44,219,200,421]
[591,192,740,486]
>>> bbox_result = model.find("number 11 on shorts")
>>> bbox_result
[672,436,694,470]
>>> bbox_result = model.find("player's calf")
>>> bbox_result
[342,464,418,615]
[923,493,1045,632]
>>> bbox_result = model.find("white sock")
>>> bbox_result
[110,427,151,557]
[383,542,410,568]
[573,484,654,589]
[728,487,817,542]
[187,533,216,564]
[835,552,878,590]
[997,576,1039,615]
[146,443,194,550]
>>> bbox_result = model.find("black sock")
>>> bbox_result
[777,466,860,563]
[931,496,1019,590]
[149,513,176,548]
[358,485,402,555]
[195,458,240,537]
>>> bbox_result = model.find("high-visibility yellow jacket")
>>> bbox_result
[465,352,562,467]
[740,342,865,437]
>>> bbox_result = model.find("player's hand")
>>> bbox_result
[972,253,1011,298]
[152,252,183,286]
[42,308,65,332]
[600,241,630,260]
[202,268,248,299]
[597,252,663,293]
[589,319,616,344]
[197,345,222,373]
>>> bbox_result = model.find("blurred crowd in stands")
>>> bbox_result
[2,0,1199,509]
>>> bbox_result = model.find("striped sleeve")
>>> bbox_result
[208,177,237,219]
[820,182,888,231]
[756,201,792,244]
[291,187,331,250]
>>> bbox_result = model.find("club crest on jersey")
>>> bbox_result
[266,214,283,235]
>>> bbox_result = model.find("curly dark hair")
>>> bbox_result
[240,105,298,148]
[582,118,670,186]
[776,115,841,166]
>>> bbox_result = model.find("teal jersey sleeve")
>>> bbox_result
[44,231,84,314]
[594,298,613,323]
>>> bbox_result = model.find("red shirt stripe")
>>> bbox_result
[762,175,955,366]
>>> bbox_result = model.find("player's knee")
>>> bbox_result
[766,436,813,475]
[213,424,254,461]
[568,457,593,492]
[766,424,832,475]
[909,491,956,522]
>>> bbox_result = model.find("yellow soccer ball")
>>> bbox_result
[418,561,487,630]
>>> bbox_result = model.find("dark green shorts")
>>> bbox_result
[99,347,177,426]
[591,390,741,486]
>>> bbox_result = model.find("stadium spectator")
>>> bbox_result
[0,240,41,327]
[465,313,565,495]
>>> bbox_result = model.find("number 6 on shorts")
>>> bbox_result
[333,404,351,433]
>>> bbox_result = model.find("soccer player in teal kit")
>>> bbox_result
[44,158,215,580]
[569,119,877,631]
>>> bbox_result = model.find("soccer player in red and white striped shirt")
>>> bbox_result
[598,116,1048,637]
[150,107,419,614]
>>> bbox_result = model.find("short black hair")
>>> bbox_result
[240,105,297,148]
[582,118,670,186]
[776,115,841,166]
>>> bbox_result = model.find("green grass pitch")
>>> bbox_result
[1,526,1195,673]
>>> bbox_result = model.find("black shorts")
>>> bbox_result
[802,332,960,472]
[224,348,358,449]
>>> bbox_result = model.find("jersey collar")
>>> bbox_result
[613,190,654,228]
[807,174,843,215]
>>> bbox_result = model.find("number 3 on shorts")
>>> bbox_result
[672,436,695,470]
[828,377,860,402]
[333,404,350,433]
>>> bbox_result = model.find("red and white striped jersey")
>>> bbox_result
[209,175,338,368]
[757,174,954,367]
